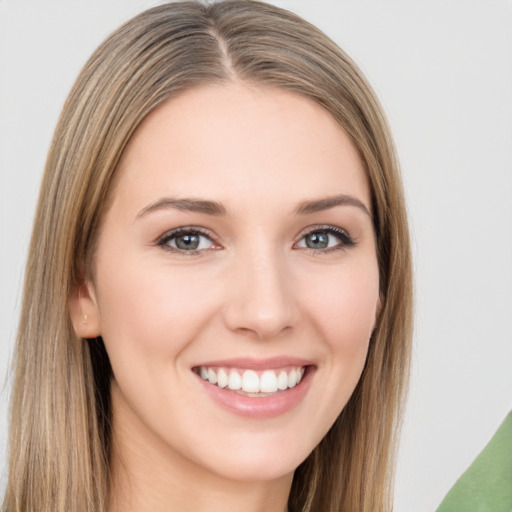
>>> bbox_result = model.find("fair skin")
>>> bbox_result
[70,83,380,512]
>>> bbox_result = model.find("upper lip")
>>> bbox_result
[193,356,314,370]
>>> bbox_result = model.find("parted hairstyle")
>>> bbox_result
[3,1,413,511]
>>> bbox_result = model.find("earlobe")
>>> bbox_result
[69,281,102,339]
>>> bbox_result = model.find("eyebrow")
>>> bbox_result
[294,194,371,216]
[136,197,227,219]
[136,193,370,220]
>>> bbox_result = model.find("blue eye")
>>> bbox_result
[296,227,354,251]
[158,228,216,252]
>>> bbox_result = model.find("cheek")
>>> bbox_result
[290,259,379,447]
[305,260,380,353]
[94,251,218,364]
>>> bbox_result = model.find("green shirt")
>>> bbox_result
[437,411,512,512]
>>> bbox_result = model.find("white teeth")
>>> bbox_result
[288,369,297,388]
[228,369,242,390]
[217,368,228,388]
[207,368,217,384]
[260,370,278,393]
[242,370,260,393]
[277,370,288,390]
[198,366,306,394]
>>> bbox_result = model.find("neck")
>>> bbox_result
[109,445,292,512]
[108,388,292,512]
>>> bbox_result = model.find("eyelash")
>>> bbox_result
[157,227,218,255]
[156,225,356,255]
[296,225,356,254]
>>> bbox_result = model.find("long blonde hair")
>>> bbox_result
[3,2,413,511]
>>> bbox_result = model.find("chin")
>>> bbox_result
[206,452,303,483]
[182,427,316,484]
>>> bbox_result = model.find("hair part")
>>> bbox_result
[3,2,412,511]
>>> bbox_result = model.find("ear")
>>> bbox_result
[69,280,102,339]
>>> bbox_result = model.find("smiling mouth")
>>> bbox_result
[193,366,308,397]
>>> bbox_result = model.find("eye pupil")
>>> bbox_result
[305,232,328,249]
[175,233,200,250]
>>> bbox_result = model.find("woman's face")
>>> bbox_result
[77,83,380,484]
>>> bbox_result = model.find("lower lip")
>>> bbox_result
[195,367,315,419]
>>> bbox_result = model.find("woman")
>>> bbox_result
[2,1,412,511]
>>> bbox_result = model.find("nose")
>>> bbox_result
[222,246,299,341]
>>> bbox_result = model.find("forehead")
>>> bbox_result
[113,83,370,214]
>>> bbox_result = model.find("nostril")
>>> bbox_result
[233,322,293,341]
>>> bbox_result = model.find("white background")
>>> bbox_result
[1,1,511,510]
